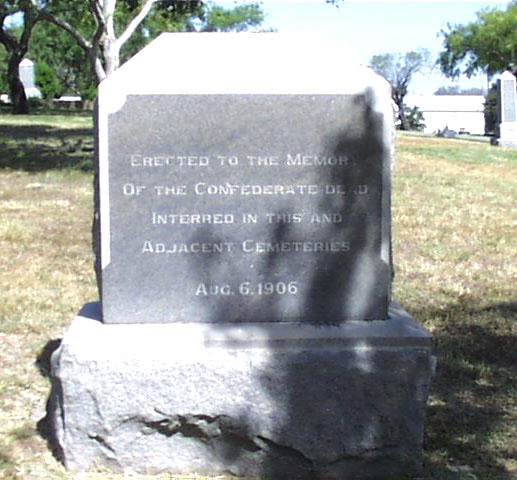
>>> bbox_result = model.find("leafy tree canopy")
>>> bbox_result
[369,49,432,130]
[439,3,517,78]
[24,1,265,100]
[199,3,264,32]
[36,0,265,84]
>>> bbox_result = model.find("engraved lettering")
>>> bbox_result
[154,185,187,196]
[194,183,319,195]
[242,213,258,223]
[130,154,208,167]
[218,155,239,166]
[123,183,146,196]
[177,155,209,166]
[266,213,303,224]
[238,281,299,295]
[310,213,343,223]
[151,213,235,225]
[241,240,350,253]
[195,283,233,296]
[142,241,236,253]
[247,155,279,166]
[286,153,349,166]
[354,185,369,195]
[325,184,347,195]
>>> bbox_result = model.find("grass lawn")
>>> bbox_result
[0,114,516,479]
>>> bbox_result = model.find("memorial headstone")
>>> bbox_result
[18,58,41,99]
[49,33,434,479]
[494,71,517,147]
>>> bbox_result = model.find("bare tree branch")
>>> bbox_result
[116,0,157,50]
[89,0,104,26]
[103,0,117,41]
[91,52,107,82]
[40,10,92,52]
[0,23,17,52]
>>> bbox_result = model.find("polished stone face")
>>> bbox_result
[100,93,391,324]
[502,78,517,122]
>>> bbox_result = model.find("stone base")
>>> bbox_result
[48,302,434,479]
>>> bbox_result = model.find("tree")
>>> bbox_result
[35,59,61,103]
[199,3,264,32]
[39,0,166,83]
[38,1,264,85]
[439,3,517,79]
[0,1,41,113]
[369,49,431,130]
[28,19,96,101]
[484,82,497,135]
[404,105,425,131]
[0,39,8,93]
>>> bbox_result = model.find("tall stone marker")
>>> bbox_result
[19,58,41,99]
[49,33,434,480]
[494,71,517,147]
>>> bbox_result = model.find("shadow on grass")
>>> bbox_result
[415,302,517,479]
[0,123,94,171]
[35,339,65,464]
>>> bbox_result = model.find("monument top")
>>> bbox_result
[500,70,516,81]
[100,32,388,100]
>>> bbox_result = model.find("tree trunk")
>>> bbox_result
[8,55,29,114]
[102,38,120,78]
[395,98,407,131]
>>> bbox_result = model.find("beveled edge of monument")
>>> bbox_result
[67,302,432,358]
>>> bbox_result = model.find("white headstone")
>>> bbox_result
[495,71,517,147]
[19,58,41,99]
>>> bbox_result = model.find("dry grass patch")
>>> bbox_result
[0,121,516,479]
[394,132,517,479]
[0,167,97,480]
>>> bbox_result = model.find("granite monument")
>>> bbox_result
[49,33,434,479]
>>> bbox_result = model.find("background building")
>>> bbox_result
[405,95,485,135]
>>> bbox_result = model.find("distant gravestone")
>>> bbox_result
[19,58,41,99]
[19,58,35,88]
[50,33,434,479]
[494,71,517,147]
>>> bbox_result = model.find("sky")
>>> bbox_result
[240,0,510,95]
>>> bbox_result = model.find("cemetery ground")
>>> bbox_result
[0,113,516,480]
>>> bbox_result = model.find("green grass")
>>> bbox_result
[398,134,517,168]
[0,118,516,479]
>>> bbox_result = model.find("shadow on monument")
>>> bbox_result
[164,100,426,479]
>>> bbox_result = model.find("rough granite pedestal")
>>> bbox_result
[49,302,434,479]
